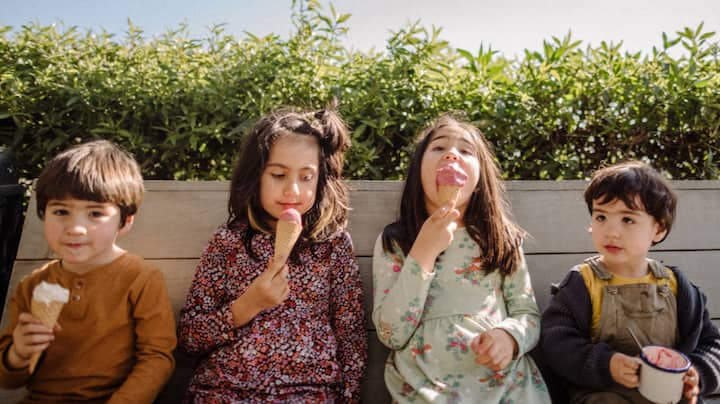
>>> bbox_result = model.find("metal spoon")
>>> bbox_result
[627,326,644,352]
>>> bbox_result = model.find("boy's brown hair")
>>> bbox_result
[36,140,144,228]
[584,160,677,244]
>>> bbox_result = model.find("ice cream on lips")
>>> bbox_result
[436,162,468,205]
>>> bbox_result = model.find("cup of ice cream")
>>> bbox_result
[636,345,691,404]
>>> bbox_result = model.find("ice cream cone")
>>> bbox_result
[274,220,302,264]
[437,184,462,205]
[28,299,65,373]
[27,281,69,374]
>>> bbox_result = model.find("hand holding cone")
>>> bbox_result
[274,208,302,268]
[29,281,69,374]
[436,162,468,205]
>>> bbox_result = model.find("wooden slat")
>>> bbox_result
[16,181,720,260]
[8,251,720,333]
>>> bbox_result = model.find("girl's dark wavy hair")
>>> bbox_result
[227,107,351,261]
[381,113,526,276]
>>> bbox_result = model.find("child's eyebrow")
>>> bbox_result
[265,162,318,171]
[47,201,110,209]
[430,135,474,147]
[592,207,641,215]
[46,201,67,207]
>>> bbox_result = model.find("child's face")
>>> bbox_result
[420,126,480,217]
[589,196,667,275]
[260,134,320,226]
[43,198,132,274]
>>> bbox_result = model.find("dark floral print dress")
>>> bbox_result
[178,222,367,403]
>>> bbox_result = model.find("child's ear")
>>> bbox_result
[652,223,668,243]
[118,215,135,235]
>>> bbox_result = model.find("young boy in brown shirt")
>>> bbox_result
[0,140,176,403]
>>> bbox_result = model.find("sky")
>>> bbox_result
[2,0,719,58]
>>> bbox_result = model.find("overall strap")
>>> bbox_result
[583,255,612,281]
[647,258,670,280]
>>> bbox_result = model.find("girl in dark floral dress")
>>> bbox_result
[178,108,367,403]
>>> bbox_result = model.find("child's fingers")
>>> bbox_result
[17,312,42,325]
[430,204,451,220]
[266,257,286,276]
[683,367,700,401]
[623,356,639,371]
[472,333,489,354]
[273,265,289,284]
[470,335,480,354]
[623,371,639,387]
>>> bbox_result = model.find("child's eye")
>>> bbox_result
[270,172,285,179]
[623,217,635,224]
[594,215,606,222]
[431,145,445,152]
[51,209,69,216]
[460,148,473,155]
[90,211,107,218]
[302,174,314,182]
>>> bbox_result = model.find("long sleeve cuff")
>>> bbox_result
[0,345,30,389]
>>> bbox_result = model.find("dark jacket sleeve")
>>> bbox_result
[673,268,720,396]
[540,270,616,389]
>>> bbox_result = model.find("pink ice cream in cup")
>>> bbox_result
[636,345,691,404]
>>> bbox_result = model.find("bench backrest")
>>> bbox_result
[3,180,719,403]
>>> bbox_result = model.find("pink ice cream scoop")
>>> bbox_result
[279,208,302,224]
[436,163,467,204]
[436,162,468,186]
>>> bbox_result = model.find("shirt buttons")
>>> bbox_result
[72,294,81,302]
[74,279,84,289]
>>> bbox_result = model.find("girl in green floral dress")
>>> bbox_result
[372,114,551,403]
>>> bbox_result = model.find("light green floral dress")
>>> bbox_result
[372,228,551,403]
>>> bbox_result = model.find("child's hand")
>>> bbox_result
[471,328,518,371]
[7,312,55,369]
[246,257,290,311]
[682,366,700,403]
[408,201,461,272]
[609,352,640,388]
[231,257,290,327]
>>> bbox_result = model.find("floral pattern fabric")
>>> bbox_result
[177,222,367,403]
[372,228,551,403]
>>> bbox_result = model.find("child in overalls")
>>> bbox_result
[539,161,720,403]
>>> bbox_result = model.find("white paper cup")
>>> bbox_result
[637,345,691,404]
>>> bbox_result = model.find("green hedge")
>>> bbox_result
[1,0,719,181]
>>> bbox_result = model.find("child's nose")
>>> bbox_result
[65,222,87,235]
[442,151,460,161]
[283,181,300,196]
[606,223,621,238]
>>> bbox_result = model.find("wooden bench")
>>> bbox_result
[2,180,719,403]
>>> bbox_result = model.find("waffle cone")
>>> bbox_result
[437,185,462,205]
[274,220,302,263]
[28,299,65,374]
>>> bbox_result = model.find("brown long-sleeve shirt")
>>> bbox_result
[0,253,176,403]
